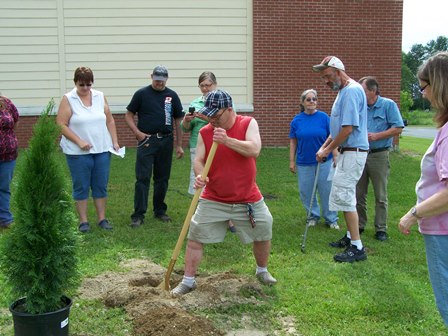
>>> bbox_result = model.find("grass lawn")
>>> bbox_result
[0,135,446,335]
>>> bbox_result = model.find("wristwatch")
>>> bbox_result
[411,207,422,219]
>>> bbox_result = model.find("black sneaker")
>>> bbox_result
[155,214,171,222]
[329,235,351,248]
[375,231,388,241]
[334,245,367,263]
[130,217,143,228]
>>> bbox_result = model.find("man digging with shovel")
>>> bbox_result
[171,90,277,296]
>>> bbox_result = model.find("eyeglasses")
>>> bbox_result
[305,97,317,102]
[419,83,429,93]
[209,108,228,121]
[78,83,92,87]
[198,83,213,89]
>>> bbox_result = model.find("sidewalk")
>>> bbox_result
[402,126,437,139]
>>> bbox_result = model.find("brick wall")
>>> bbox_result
[253,0,403,147]
[14,0,403,148]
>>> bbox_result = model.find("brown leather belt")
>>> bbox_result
[338,147,369,154]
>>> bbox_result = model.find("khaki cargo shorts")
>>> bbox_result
[188,198,273,244]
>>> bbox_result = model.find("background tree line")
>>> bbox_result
[401,35,448,113]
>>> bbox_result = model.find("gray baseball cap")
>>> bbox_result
[152,65,169,81]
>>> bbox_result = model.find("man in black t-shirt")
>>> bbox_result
[125,65,184,227]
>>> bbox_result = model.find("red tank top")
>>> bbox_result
[200,115,262,203]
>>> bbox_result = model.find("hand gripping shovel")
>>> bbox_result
[301,161,322,253]
[161,142,218,290]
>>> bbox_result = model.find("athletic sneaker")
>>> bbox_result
[329,235,350,248]
[155,214,172,222]
[130,217,143,228]
[98,219,113,230]
[334,245,367,263]
[170,281,197,296]
[307,219,317,227]
[78,222,90,233]
[256,271,277,285]
[329,222,340,230]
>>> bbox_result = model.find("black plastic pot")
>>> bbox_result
[9,296,72,336]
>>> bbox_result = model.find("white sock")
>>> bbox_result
[351,239,363,250]
[256,266,267,275]
[182,276,195,287]
[346,231,351,239]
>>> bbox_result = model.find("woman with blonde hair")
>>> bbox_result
[289,89,338,230]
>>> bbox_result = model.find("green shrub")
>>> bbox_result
[401,109,436,126]
[400,90,413,113]
[0,100,79,314]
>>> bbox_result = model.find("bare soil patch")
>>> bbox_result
[78,259,289,336]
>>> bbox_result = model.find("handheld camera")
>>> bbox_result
[188,107,195,115]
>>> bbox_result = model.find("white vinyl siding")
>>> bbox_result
[0,0,253,114]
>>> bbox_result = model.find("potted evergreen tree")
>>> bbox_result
[0,99,79,336]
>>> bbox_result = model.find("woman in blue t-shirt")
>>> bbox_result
[289,89,339,229]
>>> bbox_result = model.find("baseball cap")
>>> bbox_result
[198,90,233,117]
[152,65,169,81]
[312,56,345,72]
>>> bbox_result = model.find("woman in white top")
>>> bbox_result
[57,67,119,233]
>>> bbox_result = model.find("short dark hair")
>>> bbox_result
[359,76,379,95]
[73,67,94,84]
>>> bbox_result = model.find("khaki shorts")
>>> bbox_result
[329,151,367,212]
[188,198,273,244]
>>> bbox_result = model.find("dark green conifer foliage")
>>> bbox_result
[0,99,79,314]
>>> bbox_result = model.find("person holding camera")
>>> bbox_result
[181,71,217,195]
[181,72,235,232]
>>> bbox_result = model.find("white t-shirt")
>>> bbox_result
[60,88,112,155]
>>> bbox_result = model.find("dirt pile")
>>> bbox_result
[78,259,274,336]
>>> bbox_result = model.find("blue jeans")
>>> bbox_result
[423,234,448,326]
[65,152,111,200]
[297,160,338,224]
[0,160,16,225]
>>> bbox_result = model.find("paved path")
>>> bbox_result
[402,126,437,139]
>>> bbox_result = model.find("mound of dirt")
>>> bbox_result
[78,259,272,336]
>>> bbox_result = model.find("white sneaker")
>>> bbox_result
[256,271,277,285]
[170,281,197,296]
[307,219,317,227]
[329,222,340,230]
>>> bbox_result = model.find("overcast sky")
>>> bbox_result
[402,0,448,51]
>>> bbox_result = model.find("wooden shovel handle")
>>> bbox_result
[164,142,218,290]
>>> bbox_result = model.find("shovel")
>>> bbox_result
[161,141,218,290]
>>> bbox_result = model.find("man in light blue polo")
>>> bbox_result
[357,76,404,241]
[313,56,369,263]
